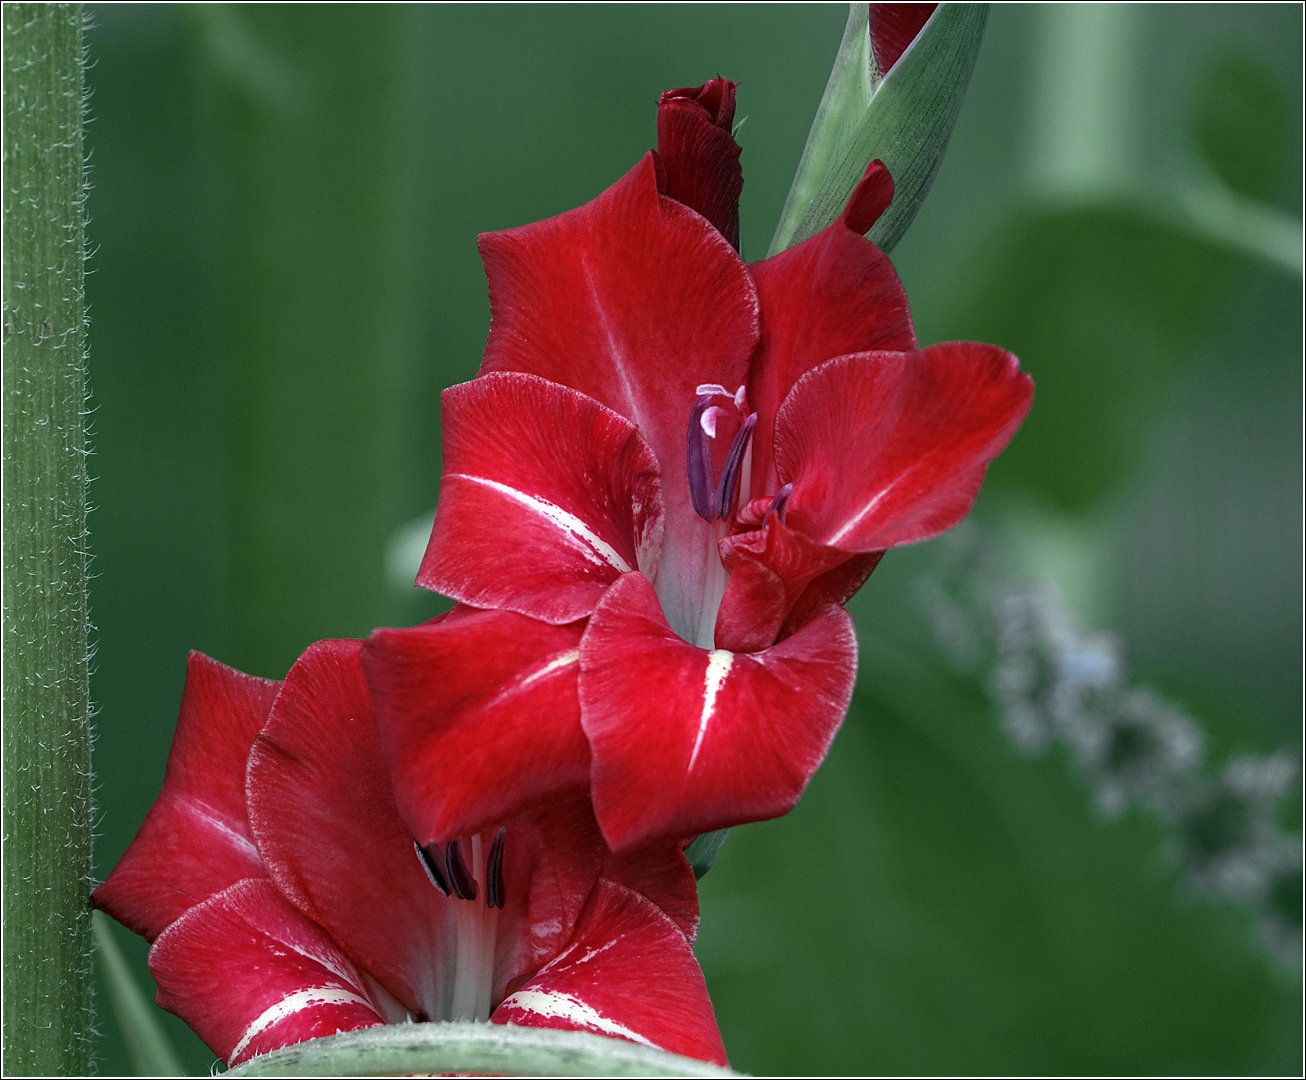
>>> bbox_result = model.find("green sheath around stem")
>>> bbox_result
[2,3,93,1074]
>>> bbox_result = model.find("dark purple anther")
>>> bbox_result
[714,412,757,521]
[444,839,478,902]
[485,826,507,910]
[414,839,451,896]
[687,394,718,521]
[768,482,793,523]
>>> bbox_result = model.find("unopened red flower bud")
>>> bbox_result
[656,77,744,251]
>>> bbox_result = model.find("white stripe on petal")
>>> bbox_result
[230,986,373,1064]
[450,474,632,573]
[518,649,581,691]
[498,988,656,1048]
[689,650,733,773]
[184,800,260,862]
[827,476,901,546]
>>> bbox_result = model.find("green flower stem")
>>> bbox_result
[2,3,93,1074]
[223,1024,744,1078]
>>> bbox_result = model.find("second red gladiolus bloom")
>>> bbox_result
[91,647,726,1067]
[364,79,1033,855]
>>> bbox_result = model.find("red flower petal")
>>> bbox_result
[869,3,939,77]
[90,652,279,942]
[715,513,850,653]
[246,639,448,1016]
[493,879,727,1067]
[838,158,896,237]
[479,152,757,469]
[783,550,885,639]
[490,799,607,1004]
[478,153,759,639]
[776,345,1033,552]
[148,879,390,1067]
[600,840,702,943]
[362,610,589,844]
[656,77,743,251]
[580,573,858,851]
[746,182,915,497]
[419,373,662,624]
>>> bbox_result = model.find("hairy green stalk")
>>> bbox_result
[2,3,93,1074]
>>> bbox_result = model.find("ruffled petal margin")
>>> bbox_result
[493,879,727,1067]
[148,879,391,1067]
[775,345,1033,552]
[580,573,858,851]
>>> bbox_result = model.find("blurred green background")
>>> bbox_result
[85,4,1301,1075]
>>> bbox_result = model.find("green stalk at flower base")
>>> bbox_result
[223,1024,744,1079]
[2,3,93,1075]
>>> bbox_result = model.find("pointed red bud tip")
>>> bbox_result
[656,76,743,251]
[869,3,939,79]
[839,159,895,236]
[658,77,738,131]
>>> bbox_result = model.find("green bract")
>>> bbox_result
[770,3,988,257]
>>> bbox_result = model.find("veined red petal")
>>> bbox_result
[362,611,589,844]
[775,345,1033,551]
[478,153,758,637]
[746,181,915,496]
[656,77,743,250]
[715,513,850,653]
[419,373,662,624]
[91,653,280,942]
[869,3,939,78]
[246,639,447,1017]
[580,573,858,852]
[148,879,391,1067]
[478,152,757,466]
[490,799,607,1005]
[493,880,727,1067]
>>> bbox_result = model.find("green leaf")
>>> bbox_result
[221,1023,743,1078]
[769,3,988,256]
[93,912,187,1077]
[926,204,1242,513]
[684,828,731,879]
[1193,52,1292,208]
[2,4,95,1074]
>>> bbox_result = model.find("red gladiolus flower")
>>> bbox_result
[91,646,726,1068]
[366,80,1032,855]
